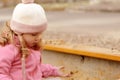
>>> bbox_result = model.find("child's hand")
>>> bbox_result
[58,66,72,77]
[59,73,71,77]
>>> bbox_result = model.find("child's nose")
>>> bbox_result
[35,38,39,42]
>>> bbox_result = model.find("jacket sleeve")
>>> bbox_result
[0,45,14,80]
[41,64,61,78]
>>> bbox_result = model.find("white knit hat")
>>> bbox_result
[10,0,47,33]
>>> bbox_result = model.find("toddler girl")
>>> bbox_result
[0,0,70,80]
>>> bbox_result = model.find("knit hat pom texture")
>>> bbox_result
[22,0,34,4]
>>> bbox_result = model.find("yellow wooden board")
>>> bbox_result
[43,39,120,61]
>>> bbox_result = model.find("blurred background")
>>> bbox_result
[1,0,120,50]
[0,0,120,60]
[0,0,120,10]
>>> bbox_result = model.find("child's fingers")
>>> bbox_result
[57,66,72,77]
[58,66,64,70]
[60,73,72,77]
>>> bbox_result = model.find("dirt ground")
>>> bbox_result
[43,31,120,52]
[42,50,120,80]
[42,28,120,80]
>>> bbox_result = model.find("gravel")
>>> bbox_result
[43,31,120,52]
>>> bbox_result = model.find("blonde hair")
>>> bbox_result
[0,22,13,46]
[0,22,43,57]
[0,22,44,80]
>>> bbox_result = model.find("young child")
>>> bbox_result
[0,0,70,80]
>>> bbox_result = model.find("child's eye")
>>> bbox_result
[32,33,40,36]
[32,34,36,36]
[32,34,37,36]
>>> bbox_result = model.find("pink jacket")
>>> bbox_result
[0,44,60,80]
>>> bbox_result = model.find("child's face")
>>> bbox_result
[22,33,41,47]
